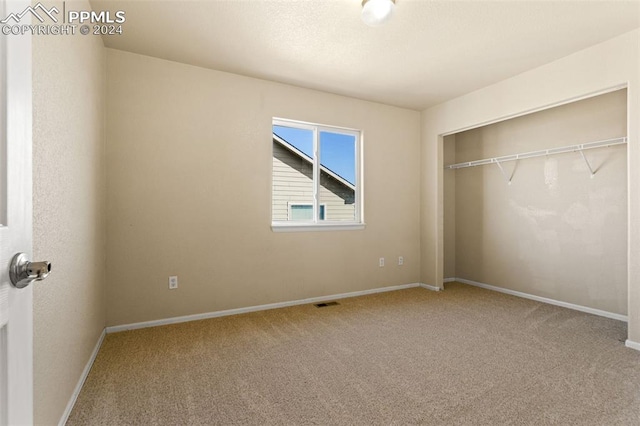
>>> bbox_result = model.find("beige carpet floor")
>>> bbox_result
[67,283,640,425]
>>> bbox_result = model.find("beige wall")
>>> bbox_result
[446,90,627,314]
[421,30,640,341]
[105,49,421,326]
[32,1,106,424]
[443,135,456,278]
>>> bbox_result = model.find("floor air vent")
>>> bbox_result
[314,301,339,308]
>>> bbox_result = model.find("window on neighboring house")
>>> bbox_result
[289,204,326,221]
[272,118,363,231]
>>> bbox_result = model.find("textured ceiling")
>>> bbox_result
[90,0,640,110]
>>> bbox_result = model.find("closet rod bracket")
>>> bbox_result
[494,159,514,185]
[578,149,596,178]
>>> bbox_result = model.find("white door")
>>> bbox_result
[0,0,34,424]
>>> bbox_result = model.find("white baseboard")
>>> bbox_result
[106,282,423,333]
[454,278,628,322]
[625,340,640,351]
[419,283,441,291]
[443,278,456,283]
[59,328,106,426]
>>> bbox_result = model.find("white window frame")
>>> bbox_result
[272,118,364,232]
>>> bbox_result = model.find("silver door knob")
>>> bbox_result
[9,253,51,289]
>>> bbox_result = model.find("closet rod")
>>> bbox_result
[444,136,627,170]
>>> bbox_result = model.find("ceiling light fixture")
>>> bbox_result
[361,0,395,27]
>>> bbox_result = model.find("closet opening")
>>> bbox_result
[443,88,628,320]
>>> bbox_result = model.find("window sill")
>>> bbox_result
[271,222,366,233]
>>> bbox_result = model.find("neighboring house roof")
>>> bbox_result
[273,133,356,191]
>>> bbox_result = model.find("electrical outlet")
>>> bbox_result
[379,257,385,267]
[169,276,178,289]
[398,256,404,266]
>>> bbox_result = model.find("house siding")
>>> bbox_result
[272,142,355,221]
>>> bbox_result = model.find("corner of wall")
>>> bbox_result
[32,2,109,422]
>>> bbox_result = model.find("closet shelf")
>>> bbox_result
[444,136,627,170]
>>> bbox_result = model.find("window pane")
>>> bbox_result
[273,125,312,158]
[272,125,315,222]
[290,204,313,221]
[319,131,356,222]
[287,205,325,221]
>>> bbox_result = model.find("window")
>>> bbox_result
[272,118,363,231]
[289,204,326,221]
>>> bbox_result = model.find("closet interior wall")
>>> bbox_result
[443,89,628,315]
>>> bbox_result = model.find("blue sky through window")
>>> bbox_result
[273,125,356,185]
[320,132,356,185]
[273,125,313,158]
